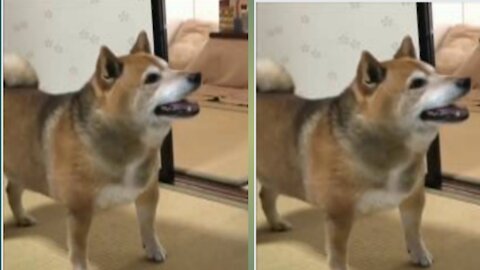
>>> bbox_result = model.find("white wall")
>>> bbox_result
[194,0,220,22]
[433,3,480,28]
[257,3,419,99]
[464,3,480,26]
[4,0,153,94]
[166,0,219,23]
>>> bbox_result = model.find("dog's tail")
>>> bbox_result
[256,59,294,93]
[3,54,39,88]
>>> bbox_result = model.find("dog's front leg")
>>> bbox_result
[399,185,433,267]
[135,182,166,262]
[325,210,353,270]
[67,207,93,270]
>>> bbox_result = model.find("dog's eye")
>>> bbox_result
[409,78,427,89]
[144,73,161,84]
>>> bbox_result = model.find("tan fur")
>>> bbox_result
[4,31,200,270]
[257,36,470,270]
[256,94,307,200]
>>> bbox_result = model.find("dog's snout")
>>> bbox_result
[455,78,471,90]
[187,73,202,85]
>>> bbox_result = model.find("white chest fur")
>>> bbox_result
[95,185,145,209]
[357,190,408,214]
[95,157,154,209]
[356,164,414,214]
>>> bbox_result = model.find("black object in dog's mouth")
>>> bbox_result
[420,104,469,122]
[154,99,199,117]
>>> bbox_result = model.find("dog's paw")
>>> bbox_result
[270,220,292,232]
[328,259,349,270]
[145,242,167,263]
[16,215,37,227]
[330,266,349,270]
[73,265,88,270]
[409,247,433,267]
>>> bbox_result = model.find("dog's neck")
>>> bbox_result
[332,89,418,171]
[71,83,154,168]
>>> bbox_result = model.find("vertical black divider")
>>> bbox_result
[417,3,442,189]
[151,0,175,184]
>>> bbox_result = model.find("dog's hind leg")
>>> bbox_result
[399,185,433,267]
[135,182,167,262]
[6,181,36,226]
[259,186,292,231]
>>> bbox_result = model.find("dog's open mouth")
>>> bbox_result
[420,104,469,123]
[153,99,199,118]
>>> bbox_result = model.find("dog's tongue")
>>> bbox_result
[420,104,469,122]
[154,100,199,117]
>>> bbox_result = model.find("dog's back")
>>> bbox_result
[4,55,77,195]
[257,93,306,199]
[256,60,337,200]
[3,55,54,194]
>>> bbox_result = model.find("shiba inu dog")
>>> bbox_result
[4,31,201,270]
[256,36,471,270]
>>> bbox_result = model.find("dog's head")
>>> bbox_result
[90,31,201,128]
[351,36,470,140]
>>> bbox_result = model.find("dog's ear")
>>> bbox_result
[130,31,151,54]
[356,51,386,94]
[394,36,416,59]
[95,46,123,90]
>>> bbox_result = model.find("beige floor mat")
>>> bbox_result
[4,187,248,270]
[191,84,248,109]
[173,107,248,186]
[440,110,480,183]
[257,193,480,270]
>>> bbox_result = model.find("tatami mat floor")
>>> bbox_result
[3,186,248,270]
[173,106,248,186]
[257,192,480,270]
[441,110,480,184]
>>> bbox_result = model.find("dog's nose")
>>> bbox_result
[187,73,202,84]
[455,78,471,89]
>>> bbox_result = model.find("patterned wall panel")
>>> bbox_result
[4,0,153,93]
[257,3,419,99]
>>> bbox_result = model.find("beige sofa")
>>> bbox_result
[435,24,480,110]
